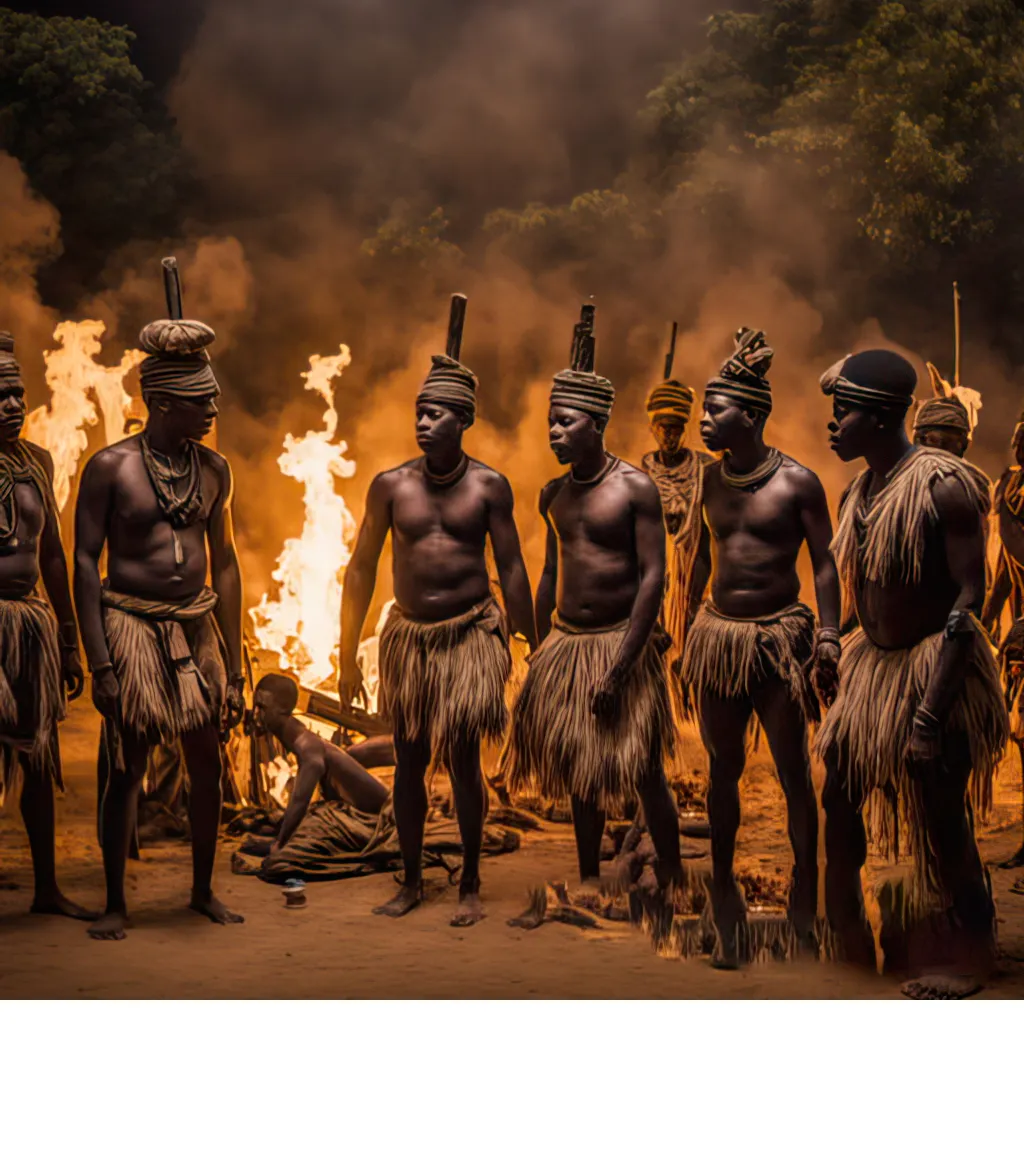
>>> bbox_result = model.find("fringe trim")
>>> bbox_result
[378,597,511,771]
[501,619,674,809]
[104,602,224,744]
[0,596,64,802]
[816,624,1008,895]
[679,601,818,729]
[999,618,1024,742]
[833,448,990,619]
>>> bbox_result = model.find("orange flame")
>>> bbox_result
[23,320,143,508]
[249,345,359,688]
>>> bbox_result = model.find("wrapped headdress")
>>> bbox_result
[418,294,478,425]
[550,303,614,420]
[819,349,917,412]
[706,327,773,416]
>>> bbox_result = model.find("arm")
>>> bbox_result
[798,471,842,706]
[981,548,1010,640]
[207,457,244,726]
[487,475,537,650]
[33,448,83,700]
[72,454,118,717]
[273,746,326,852]
[594,477,665,721]
[912,477,988,759]
[338,474,391,705]
[687,520,711,625]
[534,486,558,644]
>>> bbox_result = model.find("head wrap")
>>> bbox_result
[646,379,696,423]
[913,395,971,437]
[0,331,20,383]
[705,327,773,416]
[138,319,219,402]
[550,368,615,420]
[819,349,917,412]
[417,354,478,425]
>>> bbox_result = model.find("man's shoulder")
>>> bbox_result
[775,452,826,498]
[466,457,512,492]
[83,437,140,477]
[539,473,568,512]
[18,439,52,470]
[615,457,658,493]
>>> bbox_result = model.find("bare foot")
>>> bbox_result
[373,883,422,918]
[998,843,1024,870]
[189,892,245,925]
[711,880,746,970]
[450,891,485,927]
[31,892,98,921]
[711,936,740,970]
[901,974,981,1000]
[88,911,128,941]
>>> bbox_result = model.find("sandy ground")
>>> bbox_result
[3,699,1024,999]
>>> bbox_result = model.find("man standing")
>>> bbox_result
[682,328,840,968]
[640,330,711,713]
[819,350,1006,998]
[75,315,245,941]
[912,368,991,504]
[337,301,536,927]
[0,332,90,919]
[502,350,683,895]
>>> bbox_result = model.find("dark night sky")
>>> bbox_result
[4,2,208,88]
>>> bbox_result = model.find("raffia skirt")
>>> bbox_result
[501,617,674,810]
[378,597,511,772]
[0,595,64,802]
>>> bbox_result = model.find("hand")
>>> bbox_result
[62,647,85,702]
[338,662,367,710]
[591,665,626,724]
[223,680,246,733]
[811,641,840,709]
[91,667,120,721]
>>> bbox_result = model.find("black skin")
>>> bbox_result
[647,414,711,632]
[692,393,841,967]
[0,378,91,920]
[73,388,245,941]
[538,403,682,892]
[252,688,389,853]
[982,431,1024,867]
[826,400,995,993]
[914,426,969,459]
[338,400,537,927]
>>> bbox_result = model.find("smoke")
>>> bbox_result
[11,1,1024,619]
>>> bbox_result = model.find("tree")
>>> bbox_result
[0,8,187,299]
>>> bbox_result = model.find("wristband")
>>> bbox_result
[90,661,113,676]
[944,609,973,640]
[913,704,941,733]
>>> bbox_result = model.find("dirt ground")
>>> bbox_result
[3,699,1024,999]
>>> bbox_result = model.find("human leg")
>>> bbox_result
[373,732,430,917]
[821,752,875,968]
[447,736,487,927]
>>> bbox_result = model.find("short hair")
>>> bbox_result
[254,672,299,713]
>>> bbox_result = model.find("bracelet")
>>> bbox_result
[229,673,246,689]
[815,627,841,644]
[944,609,974,640]
[89,662,113,676]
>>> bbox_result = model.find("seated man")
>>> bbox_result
[251,673,389,856]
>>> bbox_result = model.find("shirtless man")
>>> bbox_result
[682,328,840,967]
[74,316,245,941]
[0,332,91,919]
[338,318,536,926]
[818,350,1005,998]
[982,408,1024,868]
[250,674,389,855]
[502,359,683,893]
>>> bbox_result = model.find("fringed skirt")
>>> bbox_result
[680,601,818,727]
[0,596,64,801]
[816,624,1008,893]
[378,597,511,770]
[501,617,674,809]
[103,587,226,746]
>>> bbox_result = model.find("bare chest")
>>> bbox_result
[12,480,45,543]
[390,477,489,547]
[705,472,798,544]
[998,486,1024,569]
[110,453,215,532]
[550,480,633,552]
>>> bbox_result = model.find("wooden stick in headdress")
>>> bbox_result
[570,301,596,373]
[663,320,679,381]
[162,256,183,321]
[952,281,962,389]
[446,293,468,360]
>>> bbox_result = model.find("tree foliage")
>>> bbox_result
[0,7,186,292]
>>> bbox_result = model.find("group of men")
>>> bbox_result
[1,297,1022,999]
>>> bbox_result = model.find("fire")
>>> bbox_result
[24,320,144,509]
[249,345,359,689]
